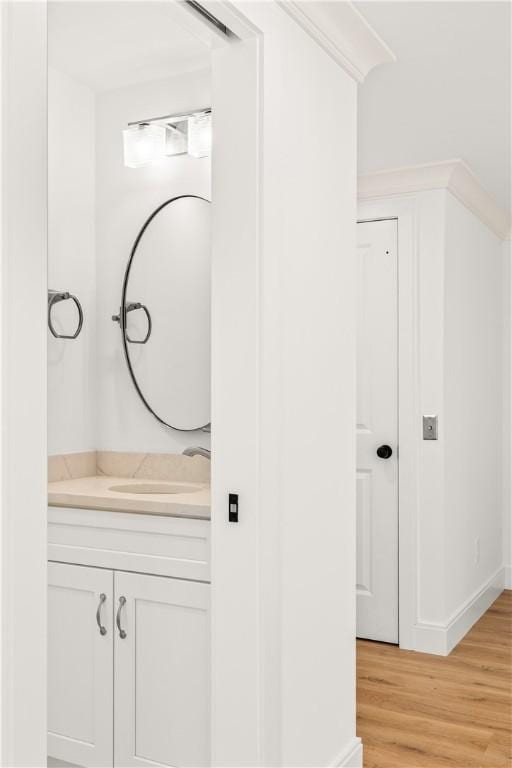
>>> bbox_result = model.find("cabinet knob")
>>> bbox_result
[376,444,393,459]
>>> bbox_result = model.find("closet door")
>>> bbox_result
[114,571,210,767]
[48,562,114,767]
[356,219,399,643]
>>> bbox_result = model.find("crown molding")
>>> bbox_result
[277,1,395,83]
[358,160,511,241]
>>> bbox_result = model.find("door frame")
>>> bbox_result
[0,2,262,765]
[1,4,48,766]
[357,196,420,651]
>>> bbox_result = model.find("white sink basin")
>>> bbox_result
[108,482,202,495]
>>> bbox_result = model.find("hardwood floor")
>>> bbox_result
[357,590,512,768]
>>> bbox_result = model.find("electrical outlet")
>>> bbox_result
[475,537,480,564]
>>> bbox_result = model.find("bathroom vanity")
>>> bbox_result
[47,466,210,768]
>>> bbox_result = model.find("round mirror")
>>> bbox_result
[120,195,210,431]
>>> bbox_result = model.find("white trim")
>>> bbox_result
[502,245,511,601]
[359,160,510,241]
[331,737,363,768]
[211,27,264,767]
[277,1,395,83]
[413,567,505,656]
[48,506,211,582]
[408,622,449,657]
[504,566,512,590]
[445,568,504,652]
[357,197,420,653]
[0,6,4,760]
[1,3,47,765]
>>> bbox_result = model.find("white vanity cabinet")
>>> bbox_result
[114,571,209,767]
[48,562,114,768]
[47,507,210,768]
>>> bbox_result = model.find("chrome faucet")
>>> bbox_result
[183,446,211,460]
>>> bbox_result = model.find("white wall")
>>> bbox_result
[416,190,449,626]
[504,238,512,588]
[48,67,212,456]
[212,4,359,765]
[357,1,511,214]
[444,193,504,616]
[48,67,96,455]
[263,28,358,766]
[95,69,211,454]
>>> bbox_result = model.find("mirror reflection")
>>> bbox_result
[121,195,211,431]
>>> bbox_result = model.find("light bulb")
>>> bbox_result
[188,113,212,158]
[123,123,166,168]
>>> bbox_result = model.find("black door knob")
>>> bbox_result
[376,444,393,459]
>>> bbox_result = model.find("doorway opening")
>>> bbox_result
[47,5,216,766]
[355,198,420,653]
[356,218,399,644]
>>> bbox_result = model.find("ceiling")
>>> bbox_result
[356,1,511,215]
[48,2,211,92]
[48,1,510,215]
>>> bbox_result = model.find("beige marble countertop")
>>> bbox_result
[48,475,210,520]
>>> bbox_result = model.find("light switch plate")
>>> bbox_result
[423,415,438,440]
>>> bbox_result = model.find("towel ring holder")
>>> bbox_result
[48,290,84,340]
[111,301,152,344]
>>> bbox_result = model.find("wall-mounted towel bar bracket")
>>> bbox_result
[48,290,84,339]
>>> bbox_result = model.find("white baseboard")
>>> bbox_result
[445,567,504,652]
[409,621,449,655]
[409,566,505,656]
[504,565,512,589]
[331,737,363,767]
[47,758,81,768]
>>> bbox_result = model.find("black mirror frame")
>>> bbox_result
[118,194,211,432]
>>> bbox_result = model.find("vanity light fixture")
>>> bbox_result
[123,108,211,168]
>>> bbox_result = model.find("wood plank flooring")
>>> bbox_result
[357,590,512,768]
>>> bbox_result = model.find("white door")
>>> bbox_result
[356,219,398,643]
[113,571,210,768]
[48,562,114,767]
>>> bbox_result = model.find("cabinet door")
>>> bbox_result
[114,572,210,767]
[48,562,114,768]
